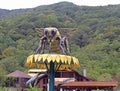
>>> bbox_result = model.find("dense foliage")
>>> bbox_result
[0,1,120,85]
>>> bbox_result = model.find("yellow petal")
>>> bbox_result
[51,54,57,62]
[72,57,78,64]
[59,55,64,63]
[47,55,52,63]
[55,55,61,63]
[66,56,71,64]
[38,55,42,61]
[42,54,47,62]
[34,55,39,62]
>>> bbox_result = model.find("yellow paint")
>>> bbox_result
[26,54,80,70]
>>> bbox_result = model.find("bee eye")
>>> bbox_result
[51,29,56,36]
[44,29,48,36]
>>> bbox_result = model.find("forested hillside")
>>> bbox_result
[0,1,120,85]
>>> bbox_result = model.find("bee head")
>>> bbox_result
[44,27,60,42]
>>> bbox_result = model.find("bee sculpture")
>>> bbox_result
[35,27,70,55]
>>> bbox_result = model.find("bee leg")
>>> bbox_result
[56,37,65,54]
[60,42,65,54]
[49,40,52,53]
[61,37,70,55]
[35,36,46,54]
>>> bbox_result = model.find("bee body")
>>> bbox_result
[35,27,70,55]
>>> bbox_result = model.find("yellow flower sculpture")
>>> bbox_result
[25,54,80,70]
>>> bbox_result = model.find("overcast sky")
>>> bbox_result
[0,0,120,10]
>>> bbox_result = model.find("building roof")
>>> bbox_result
[72,69,93,81]
[55,81,118,88]
[7,70,31,78]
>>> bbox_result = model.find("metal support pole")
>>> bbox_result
[49,61,55,91]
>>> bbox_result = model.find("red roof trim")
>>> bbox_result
[55,81,118,87]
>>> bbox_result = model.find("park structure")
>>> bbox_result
[25,27,80,91]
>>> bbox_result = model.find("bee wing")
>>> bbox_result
[58,28,78,38]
